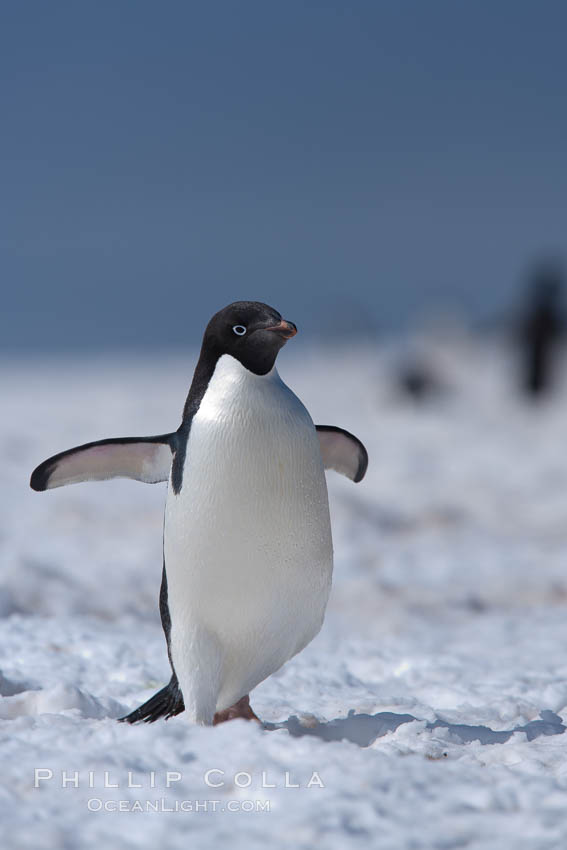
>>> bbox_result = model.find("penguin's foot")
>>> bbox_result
[213,695,260,725]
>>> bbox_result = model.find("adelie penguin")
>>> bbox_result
[30,302,368,726]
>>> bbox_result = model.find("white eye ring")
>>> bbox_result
[233,325,247,336]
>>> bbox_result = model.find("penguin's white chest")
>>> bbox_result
[164,355,333,719]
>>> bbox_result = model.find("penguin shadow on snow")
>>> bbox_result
[264,709,566,748]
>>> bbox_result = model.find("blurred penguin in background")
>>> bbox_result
[396,359,444,403]
[520,261,564,399]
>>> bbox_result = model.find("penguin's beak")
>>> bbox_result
[265,319,297,339]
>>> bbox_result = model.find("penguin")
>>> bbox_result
[30,301,368,726]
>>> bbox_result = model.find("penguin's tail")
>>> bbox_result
[119,674,185,724]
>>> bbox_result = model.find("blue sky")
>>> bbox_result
[1,1,566,350]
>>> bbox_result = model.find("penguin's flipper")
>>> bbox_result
[316,425,368,483]
[30,434,176,491]
[118,674,185,724]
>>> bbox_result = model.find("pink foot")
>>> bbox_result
[213,694,261,725]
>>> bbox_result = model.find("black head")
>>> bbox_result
[202,301,297,375]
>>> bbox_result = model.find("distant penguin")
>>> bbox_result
[396,361,444,403]
[520,263,564,398]
[30,301,368,726]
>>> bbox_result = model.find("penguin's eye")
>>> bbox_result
[232,325,247,336]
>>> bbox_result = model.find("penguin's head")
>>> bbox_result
[203,301,297,375]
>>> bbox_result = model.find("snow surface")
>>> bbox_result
[3,335,567,848]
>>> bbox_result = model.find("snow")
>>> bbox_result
[2,334,567,848]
